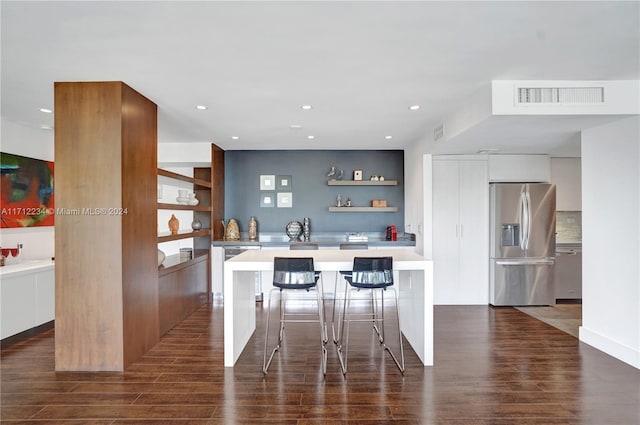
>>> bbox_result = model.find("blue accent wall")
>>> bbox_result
[225,150,404,234]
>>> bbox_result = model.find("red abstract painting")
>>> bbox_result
[1,152,54,228]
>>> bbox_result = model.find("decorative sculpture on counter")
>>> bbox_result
[248,216,258,241]
[303,217,311,241]
[168,214,179,235]
[223,218,240,241]
[285,220,303,240]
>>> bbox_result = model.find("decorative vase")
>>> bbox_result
[225,218,240,241]
[191,219,202,231]
[248,216,258,241]
[187,192,199,206]
[157,249,166,266]
[176,189,189,204]
[168,214,179,235]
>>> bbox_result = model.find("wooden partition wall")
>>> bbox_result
[54,82,159,371]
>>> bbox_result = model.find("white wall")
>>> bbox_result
[0,119,55,260]
[580,116,639,369]
[404,133,435,257]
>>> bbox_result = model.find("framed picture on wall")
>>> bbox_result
[277,192,292,208]
[260,175,275,191]
[276,175,292,190]
[354,169,363,181]
[260,192,275,208]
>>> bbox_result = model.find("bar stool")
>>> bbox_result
[332,243,368,343]
[335,256,404,375]
[263,257,327,375]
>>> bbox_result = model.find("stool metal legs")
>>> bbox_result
[263,285,327,375]
[335,285,405,375]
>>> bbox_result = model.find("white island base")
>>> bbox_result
[223,248,433,368]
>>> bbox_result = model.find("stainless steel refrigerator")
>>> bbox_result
[489,183,556,306]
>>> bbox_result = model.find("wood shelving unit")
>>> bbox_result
[157,169,212,189]
[157,203,212,212]
[157,229,211,243]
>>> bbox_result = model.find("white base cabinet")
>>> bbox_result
[1,261,55,339]
[433,158,489,304]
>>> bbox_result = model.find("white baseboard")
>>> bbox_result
[579,326,639,369]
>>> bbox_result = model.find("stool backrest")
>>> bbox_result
[351,256,393,287]
[273,257,318,288]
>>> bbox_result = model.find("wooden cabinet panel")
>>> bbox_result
[54,82,158,371]
[158,256,208,336]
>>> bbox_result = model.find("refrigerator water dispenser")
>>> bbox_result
[501,223,520,246]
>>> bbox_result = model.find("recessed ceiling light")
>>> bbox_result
[39,108,53,113]
[307,135,315,140]
[408,105,421,111]
[301,105,312,110]
[289,124,303,129]
[195,105,208,110]
[231,136,239,140]
[385,135,393,140]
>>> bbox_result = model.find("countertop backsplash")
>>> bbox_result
[556,211,582,244]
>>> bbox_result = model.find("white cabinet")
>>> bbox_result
[1,261,55,339]
[488,154,550,182]
[433,159,489,304]
[551,157,582,211]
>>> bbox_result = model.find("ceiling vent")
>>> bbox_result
[433,124,444,141]
[517,86,604,104]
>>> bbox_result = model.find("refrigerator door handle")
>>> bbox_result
[525,189,532,251]
[496,258,555,266]
[518,190,526,250]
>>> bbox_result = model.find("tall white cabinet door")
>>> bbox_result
[433,158,489,305]
[458,160,489,304]
[432,160,460,304]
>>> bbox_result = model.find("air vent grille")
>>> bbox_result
[433,124,444,141]
[517,87,604,104]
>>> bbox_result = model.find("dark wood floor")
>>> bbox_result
[1,301,639,424]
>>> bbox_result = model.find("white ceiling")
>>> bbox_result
[2,1,638,154]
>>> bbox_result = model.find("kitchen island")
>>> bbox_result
[223,248,432,368]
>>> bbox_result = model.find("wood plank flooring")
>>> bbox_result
[2,301,639,424]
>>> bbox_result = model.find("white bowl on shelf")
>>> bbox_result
[176,197,189,204]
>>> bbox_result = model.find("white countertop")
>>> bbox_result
[0,259,55,278]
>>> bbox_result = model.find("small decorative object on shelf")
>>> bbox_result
[248,216,258,241]
[327,165,337,179]
[303,217,311,240]
[345,197,353,207]
[336,169,344,180]
[371,199,388,207]
[224,218,240,241]
[187,192,199,206]
[285,220,303,240]
[168,214,179,235]
[370,175,379,181]
[176,189,189,204]
[354,169,363,180]
[379,175,385,181]
[336,193,342,207]
[191,219,202,231]
[157,249,166,266]
[179,248,193,261]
